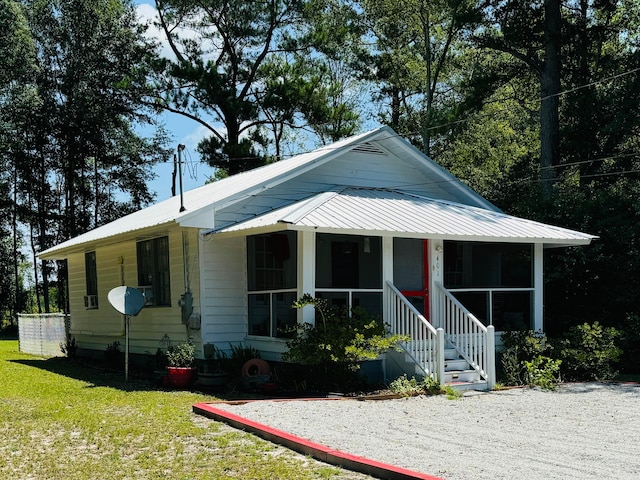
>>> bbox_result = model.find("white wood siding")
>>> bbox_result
[200,235,247,353]
[67,226,201,357]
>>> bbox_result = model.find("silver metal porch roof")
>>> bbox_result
[213,188,596,246]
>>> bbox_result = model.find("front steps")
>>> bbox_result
[442,347,488,391]
[385,342,489,391]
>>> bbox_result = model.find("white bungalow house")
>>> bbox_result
[39,127,595,389]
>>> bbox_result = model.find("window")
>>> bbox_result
[315,234,382,317]
[85,251,98,308]
[443,241,534,330]
[247,232,297,338]
[137,236,171,306]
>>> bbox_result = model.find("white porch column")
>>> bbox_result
[430,239,444,325]
[298,230,316,326]
[533,243,544,332]
[382,236,393,320]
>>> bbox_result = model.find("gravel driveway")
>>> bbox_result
[212,382,640,480]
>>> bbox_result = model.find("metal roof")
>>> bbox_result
[214,188,596,246]
[39,127,593,258]
[39,129,385,258]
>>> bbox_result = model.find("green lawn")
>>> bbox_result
[0,340,364,480]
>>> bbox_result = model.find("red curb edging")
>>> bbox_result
[193,402,443,480]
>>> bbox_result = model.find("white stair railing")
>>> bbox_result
[386,282,445,383]
[433,281,495,389]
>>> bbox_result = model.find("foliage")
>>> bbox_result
[0,340,351,479]
[620,314,640,373]
[283,294,409,370]
[153,0,360,175]
[554,322,622,381]
[443,385,463,400]
[500,330,555,387]
[166,341,195,368]
[60,335,77,360]
[202,343,226,373]
[388,374,441,397]
[523,356,562,390]
[104,340,122,369]
[1,0,169,314]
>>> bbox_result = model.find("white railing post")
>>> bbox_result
[486,325,496,390]
[436,327,445,385]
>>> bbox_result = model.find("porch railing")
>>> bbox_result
[385,282,445,382]
[433,281,495,389]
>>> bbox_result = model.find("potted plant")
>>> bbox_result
[165,341,196,388]
[197,343,229,388]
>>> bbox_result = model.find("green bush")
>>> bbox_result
[283,295,409,369]
[500,330,553,386]
[166,342,195,368]
[524,355,562,390]
[555,322,621,381]
[388,374,441,397]
[282,294,409,390]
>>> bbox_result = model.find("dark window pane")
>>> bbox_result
[452,292,489,325]
[136,237,171,306]
[247,232,297,291]
[85,251,98,297]
[248,294,270,336]
[492,292,532,331]
[273,292,297,338]
[444,242,532,289]
[316,234,381,289]
[352,292,383,319]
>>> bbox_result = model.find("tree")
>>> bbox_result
[9,0,169,312]
[0,0,37,322]
[354,0,487,157]
[153,0,360,175]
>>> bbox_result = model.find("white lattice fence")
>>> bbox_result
[18,314,70,357]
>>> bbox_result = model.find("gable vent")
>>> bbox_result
[351,142,386,155]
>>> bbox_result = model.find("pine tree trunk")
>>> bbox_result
[540,0,562,198]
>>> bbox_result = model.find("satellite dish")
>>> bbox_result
[108,286,146,316]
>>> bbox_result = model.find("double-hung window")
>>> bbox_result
[84,251,98,309]
[247,231,297,338]
[137,236,171,306]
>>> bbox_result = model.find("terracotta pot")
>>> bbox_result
[166,366,197,388]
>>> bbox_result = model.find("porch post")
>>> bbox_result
[430,240,444,327]
[298,230,316,326]
[533,243,544,332]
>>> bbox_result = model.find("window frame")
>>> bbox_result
[136,236,171,307]
[247,231,298,339]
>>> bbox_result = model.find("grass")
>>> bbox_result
[0,340,364,480]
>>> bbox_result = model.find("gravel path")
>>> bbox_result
[213,382,640,480]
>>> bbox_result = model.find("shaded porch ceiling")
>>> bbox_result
[211,187,596,247]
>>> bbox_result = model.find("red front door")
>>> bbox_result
[398,240,430,320]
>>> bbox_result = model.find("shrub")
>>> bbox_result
[282,294,409,390]
[60,335,77,359]
[104,340,122,369]
[283,295,408,369]
[500,330,552,386]
[389,374,441,397]
[555,322,621,381]
[166,342,195,368]
[523,355,562,390]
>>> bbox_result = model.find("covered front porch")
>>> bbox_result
[210,187,594,389]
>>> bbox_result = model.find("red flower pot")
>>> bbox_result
[166,366,197,389]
